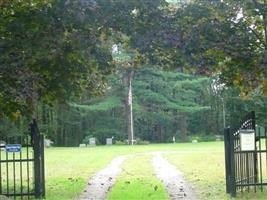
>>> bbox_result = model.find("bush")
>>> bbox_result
[188,133,218,142]
[136,138,150,145]
[115,140,127,145]
[199,135,216,142]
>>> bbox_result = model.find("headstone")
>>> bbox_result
[215,135,222,141]
[89,138,96,146]
[192,139,198,144]
[44,139,53,148]
[106,138,113,145]
[79,144,86,147]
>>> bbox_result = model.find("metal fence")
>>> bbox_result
[224,111,267,197]
[0,120,45,199]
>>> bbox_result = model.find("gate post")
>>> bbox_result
[31,119,46,199]
[251,111,258,184]
[229,128,236,197]
[224,127,231,194]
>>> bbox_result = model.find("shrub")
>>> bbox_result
[136,138,150,145]
[115,140,127,145]
[189,133,218,142]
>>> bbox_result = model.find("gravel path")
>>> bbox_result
[77,152,197,200]
[77,155,126,200]
[152,152,198,200]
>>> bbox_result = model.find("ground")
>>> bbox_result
[43,142,267,200]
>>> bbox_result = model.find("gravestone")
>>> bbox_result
[44,139,53,148]
[89,138,96,146]
[215,135,223,141]
[106,138,113,145]
[79,144,86,147]
[192,139,198,144]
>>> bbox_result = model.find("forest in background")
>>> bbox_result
[1,66,267,146]
[1,0,267,146]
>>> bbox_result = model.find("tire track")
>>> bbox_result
[152,152,197,200]
[77,155,126,200]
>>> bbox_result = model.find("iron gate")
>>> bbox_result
[224,111,267,197]
[0,120,45,199]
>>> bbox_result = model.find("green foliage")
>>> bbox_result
[135,138,150,145]
[0,0,115,117]
[115,0,267,95]
[1,0,267,146]
[71,67,213,144]
[0,118,20,137]
[0,116,29,137]
[71,97,123,112]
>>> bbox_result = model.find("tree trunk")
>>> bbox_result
[126,70,134,145]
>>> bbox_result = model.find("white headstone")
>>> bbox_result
[89,138,96,146]
[215,135,222,141]
[44,139,53,148]
[106,138,113,145]
[192,139,198,144]
[79,144,86,147]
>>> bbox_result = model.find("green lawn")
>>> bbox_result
[44,143,204,199]
[45,146,133,200]
[3,142,266,199]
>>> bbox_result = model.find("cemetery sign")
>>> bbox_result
[5,144,22,153]
[240,129,255,151]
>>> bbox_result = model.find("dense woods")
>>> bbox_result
[1,0,267,146]
[1,67,266,146]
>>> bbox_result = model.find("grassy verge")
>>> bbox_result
[164,142,267,200]
[107,154,169,200]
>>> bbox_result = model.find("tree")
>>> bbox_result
[1,0,266,142]
[0,0,114,119]
[116,0,267,95]
[71,67,211,143]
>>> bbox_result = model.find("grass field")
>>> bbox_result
[44,142,267,199]
[2,142,267,199]
[44,143,221,199]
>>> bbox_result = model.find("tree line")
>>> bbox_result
[2,67,266,146]
[0,0,266,145]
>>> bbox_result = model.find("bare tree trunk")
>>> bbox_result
[126,71,134,145]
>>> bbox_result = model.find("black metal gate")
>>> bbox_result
[0,120,45,199]
[224,111,267,197]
